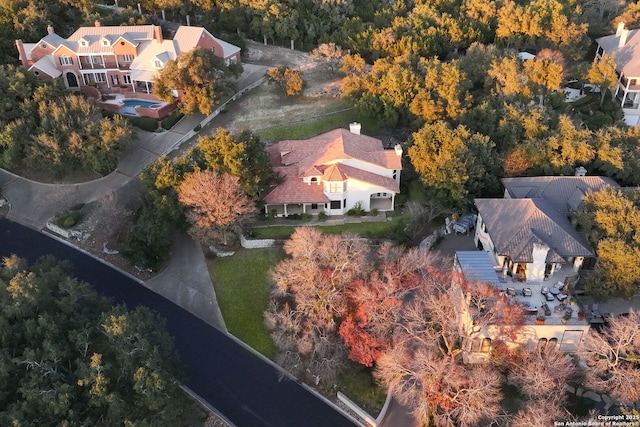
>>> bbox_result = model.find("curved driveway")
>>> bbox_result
[0,218,357,427]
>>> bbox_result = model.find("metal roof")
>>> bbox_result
[455,251,502,288]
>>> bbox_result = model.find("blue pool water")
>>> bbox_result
[120,99,163,116]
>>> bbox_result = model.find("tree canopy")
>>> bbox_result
[0,255,201,426]
[154,47,241,115]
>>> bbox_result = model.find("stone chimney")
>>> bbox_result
[394,144,403,156]
[616,22,625,36]
[349,122,361,135]
[47,25,54,35]
[15,40,28,67]
[154,25,163,43]
[619,28,629,48]
[575,166,587,177]
[94,20,101,27]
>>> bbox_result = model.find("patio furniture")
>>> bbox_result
[545,293,555,301]
[523,288,532,297]
[541,286,550,295]
[542,303,551,316]
[556,293,568,302]
[554,281,565,290]
[549,287,560,295]
[507,287,516,296]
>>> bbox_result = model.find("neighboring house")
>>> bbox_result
[263,123,402,217]
[474,172,619,283]
[595,22,640,125]
[454,251,590,364]
[15,22,240,99]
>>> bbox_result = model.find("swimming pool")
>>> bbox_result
[120,99,163,116]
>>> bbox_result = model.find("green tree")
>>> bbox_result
[309,42,346,74]
[0,256,201,426]
[408,121,500,207]
[153,47,239,115]
[196,128,276,195]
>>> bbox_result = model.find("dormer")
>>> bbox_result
[100,38,111,47]
[323,164,347,193]
[78,37,89,47]
[303,166,323,185]
[152,53,170,69]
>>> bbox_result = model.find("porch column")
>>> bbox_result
[391,193,395,210]
[132,81,136,93]
[302,204,306,213]
[573,257,584,272]
[615,72,623,97]
[621,76,631,107]
[283,204,288,217]
[145,81,150,93]
[264,205,269,215]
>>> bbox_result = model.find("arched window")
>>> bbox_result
[538,338,548,350]
[481,338,492,353]
[548,338,558,350]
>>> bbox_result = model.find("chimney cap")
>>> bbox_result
[94,20,101,27]
[47,25,54,35]
[349,122,361,135]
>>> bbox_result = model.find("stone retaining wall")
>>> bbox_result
[240,234,275,249]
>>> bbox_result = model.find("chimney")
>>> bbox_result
[47,25,54,35]
[575,166,587,177]
[94,20,101,27]
[154,25,163,43]
[619,28,629,48]
[616,22,625,36]
[394,144,403,156]
[15,40,28,67]
[349,122,361,135]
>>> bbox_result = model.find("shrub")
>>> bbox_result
[161,111,184,129]
[287,213,302,220]
[193,124,202,132]
[129,116,158,132]
[317,212,327,221]
[369,208,379,216]
[346,202,366,216]
[55,211,84,229]
[301,213,313,221]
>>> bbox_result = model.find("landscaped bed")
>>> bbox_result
[251,216,407,240]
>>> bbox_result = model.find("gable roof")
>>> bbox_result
[270,128,402,175]
[475,198,593,263]
[29,55,62,78]
[597,28,640,77]
[64,25,156,54]
[502,176,619,215]
[173,26,241,58]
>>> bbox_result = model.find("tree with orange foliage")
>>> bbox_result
[178,170,254,245]
[339,245,428,366]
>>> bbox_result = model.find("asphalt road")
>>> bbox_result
[0,219,358,427]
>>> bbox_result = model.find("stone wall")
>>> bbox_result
[240,234,275,249]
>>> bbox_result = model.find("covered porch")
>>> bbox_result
[264,202,326,218]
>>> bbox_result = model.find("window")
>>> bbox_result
[329,182,343,193]
[80,40,88,47]
[82,74,93,85]
[311,203,318,210]
[310,177,318,183]
[41,43,47,49]
[330,200,341,209]
[123,74,132,84]
[101,39,110,46]
[111,75,119,85]
[548,338,558,350]
[89,55,104,65]
[393,170,397,180]
[59,56,73,66]
[154,59,162,69]
[122,54,134,62]
[538,338,548,350]
[95,73,106,83]
[470,338,491,353]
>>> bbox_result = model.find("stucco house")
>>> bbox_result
[263,123,402,217]
[454,251,591,364]
[474,173,619,283]
[15,22,240,101]
[595,22,640,125]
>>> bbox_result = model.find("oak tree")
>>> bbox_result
[178,170,255,245]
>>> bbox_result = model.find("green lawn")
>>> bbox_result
[251,216,407,240]
[256,106,380,141]
[208,247,284,358]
